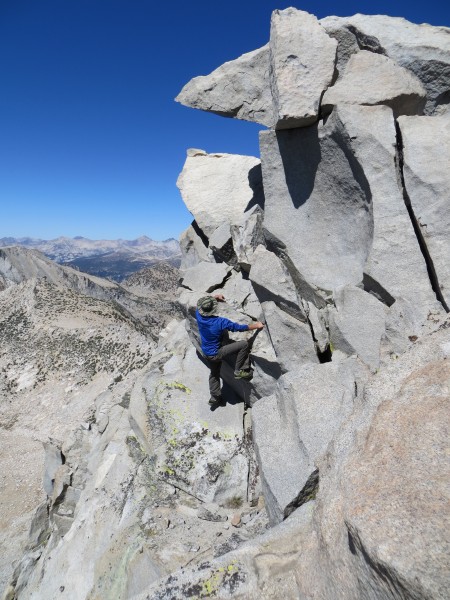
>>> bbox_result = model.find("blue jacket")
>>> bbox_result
[196,309,249,356]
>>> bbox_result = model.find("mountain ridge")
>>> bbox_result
[0,236,181,281]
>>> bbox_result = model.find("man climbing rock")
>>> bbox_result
[196,294,264,407]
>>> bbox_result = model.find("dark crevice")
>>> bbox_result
[303,305,332,363]
[395,121,449,312]
[211,238,240,270]
[317,345,332,363]
[348,530,357,555]
[251,280,307,323]
[179,282,193,291]
[284,469,319,519]
[191,219,209,248]
[205,270,233,294]
[362,273,396,307]
[347,25,386,55]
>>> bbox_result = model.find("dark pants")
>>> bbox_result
[207,340,250,401]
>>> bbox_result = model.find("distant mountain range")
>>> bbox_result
[0,235,181,281]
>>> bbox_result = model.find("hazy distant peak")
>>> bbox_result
[0,236,181,282]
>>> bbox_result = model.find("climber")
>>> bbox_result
[196,294,264,407]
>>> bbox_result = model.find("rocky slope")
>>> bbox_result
[0,236,181,281]
[3,8,450,600]
[0,249,182,594]
[121,262,180,297]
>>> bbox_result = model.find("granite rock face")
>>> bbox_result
[253,359,365,524]
[398,114,450,310]
[260,114,373,292]
[333,105,440,334]
[328,285,387,370]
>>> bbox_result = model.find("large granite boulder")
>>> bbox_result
[249,245,305,320]
[260,111,372,292]
[260,301,318,373]
[177,150,262,238]
[269,8,337,128]
[253,359,366,524]
[328,285,387,370]
[322,50,426,116]
[321,14,450,114]
[333,105,440,336]
[398,114,450,311]
[179,222,212,270]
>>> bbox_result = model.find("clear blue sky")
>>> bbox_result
[0,0,449,241]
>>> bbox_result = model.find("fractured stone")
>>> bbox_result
[261,301,318,373]
[253,359,362,523]
[322,50,426,116]
[334,105,440,334]
[249,245,305,320]
[321,14,450,114]
[180,261,231,293]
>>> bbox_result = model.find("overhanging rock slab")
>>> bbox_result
[177,150,263,237]
[176,45,274,127]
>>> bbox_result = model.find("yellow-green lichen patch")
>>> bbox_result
[199,561,239,597]
[165,381,192,394]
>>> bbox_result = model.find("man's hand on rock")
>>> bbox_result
[214,294,225,302]
[248,321,264,330]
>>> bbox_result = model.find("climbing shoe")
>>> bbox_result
[208,397,225,406]
[234,369,253,380]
